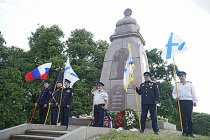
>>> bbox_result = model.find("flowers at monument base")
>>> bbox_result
[72,114,94,119]
[114,108,138,130]
[146,115,168,122]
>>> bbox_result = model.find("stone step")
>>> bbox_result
[25,130,68,137]
[10,134,57,140]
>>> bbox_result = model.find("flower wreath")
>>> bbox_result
[114,108,138,130]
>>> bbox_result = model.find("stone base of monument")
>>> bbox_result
[69,118,92,126]
[145,120,176,130]
[69,118,176,131]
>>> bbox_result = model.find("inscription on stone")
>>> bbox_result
[109,49,128,80]
[108,84,126,111]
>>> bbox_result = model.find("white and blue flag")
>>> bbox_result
[123,44,135,92]
[161,33,188,59]
[64,55,80,87]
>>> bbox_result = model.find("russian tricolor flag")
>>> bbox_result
[25,63,52,81]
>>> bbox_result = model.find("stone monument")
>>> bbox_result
[100,8,149,113]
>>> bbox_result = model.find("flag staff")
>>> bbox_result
[133,79,141,131]
[127,44,141,130]
[29,81,45,123]
[56,84,64,124]
[173,58,183,133]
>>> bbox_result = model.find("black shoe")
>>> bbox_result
[140,130,144,134]
[182,133,188,137]
[189,134,196,138]
[154,132,159,135]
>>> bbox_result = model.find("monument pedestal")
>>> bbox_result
[145,120,176,130]
[69,118,91,126]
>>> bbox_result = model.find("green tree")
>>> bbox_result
[65,29,109,116]
[0,33,29,129]
[193,112,210,136]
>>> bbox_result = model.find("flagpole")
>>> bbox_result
[44,82,57,124]
[29,81,45,123]
[173,58,183,133]
[133,79,142,131]
[56,84,64,125]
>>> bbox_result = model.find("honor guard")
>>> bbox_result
[58,79,74,126]
[172,71,197,138]
[35,80,51,124]
[91,81,108,127]
[134,72,160,135]
[51,81,62,125]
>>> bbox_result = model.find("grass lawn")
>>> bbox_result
[98,130,210,140]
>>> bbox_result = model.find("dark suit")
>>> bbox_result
[51,87,62,125]
[58,87,74,126]
[136,81,160,132]
[38,87,51,124]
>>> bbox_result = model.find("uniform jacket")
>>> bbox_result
[58,87,74,108]
[172,81,197,103]
[38,88,51,105]
[51,87,62,107]
[136,81,160,105]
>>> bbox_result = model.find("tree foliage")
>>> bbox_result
[0,27,109,129]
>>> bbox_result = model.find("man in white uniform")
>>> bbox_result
[172,71,197,138]
[91,81,108,127]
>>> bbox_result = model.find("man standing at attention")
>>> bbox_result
[35,80,51,124]
[91,82,108,127]
[172,71,197,138]
[58,79,74,127]
[134,72,160,135]
[51,81,62,125]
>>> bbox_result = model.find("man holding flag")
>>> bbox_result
[51,80,62,125]
[35,80,51,124]
[58,79,74,126]
[162,32,198,137]
[134,72,160,135]
[172,71,197,138]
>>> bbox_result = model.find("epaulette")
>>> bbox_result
[187,81,192,83]
[150,81,157,84]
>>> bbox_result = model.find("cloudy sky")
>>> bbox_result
[1,0,210,114]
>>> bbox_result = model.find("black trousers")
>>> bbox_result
[179,100,194,135]
[94,104,105,127]
[60,107,70,126]
[39,105,48,124]
[141,104,159,132]
[51,107,58,125]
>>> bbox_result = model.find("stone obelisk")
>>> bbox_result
[100,8,149,112]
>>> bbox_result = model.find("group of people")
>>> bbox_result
[35,79,74,127]
[91,71,197,138]
[35,70,197,138]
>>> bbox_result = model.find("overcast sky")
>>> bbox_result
[1,0,210,114]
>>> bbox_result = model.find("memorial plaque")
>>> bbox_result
[108,84,126,111]
[109,49,128,80]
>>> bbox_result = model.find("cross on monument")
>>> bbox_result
[112,50,128,80]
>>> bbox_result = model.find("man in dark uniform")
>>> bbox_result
[172,71,197,138]
[35,80,51,124]
[51,81,62,125]
[134,72,160,135]
[58,79,74,126]
[91,81,108,127]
